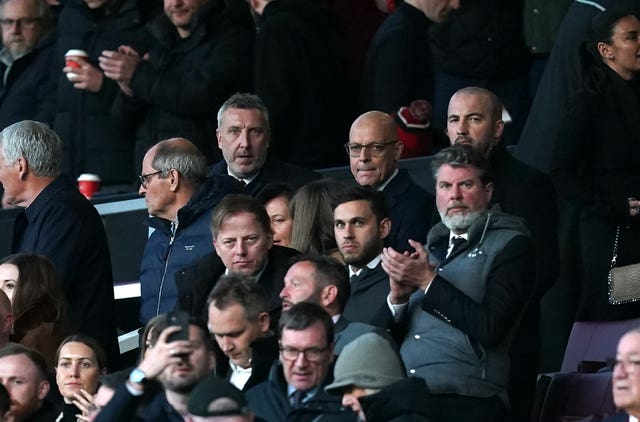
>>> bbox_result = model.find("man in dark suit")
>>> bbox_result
[381,145,535,422]
[333,186,391,326]
[280,254,386,354]
[346,110,434,251]
[0,0,56,129]
[209,93,320,197]
[207,273,277,391]
[445,86,559,420]
[175,194,298,322]
[1,120,118,367]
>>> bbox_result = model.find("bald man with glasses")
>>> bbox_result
[347,111,434,251]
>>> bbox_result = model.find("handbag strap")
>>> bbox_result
[610,225,621,269]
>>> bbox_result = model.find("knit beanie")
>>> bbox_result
[324,332,405,393]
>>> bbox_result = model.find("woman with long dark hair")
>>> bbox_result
[551,6,640,320]
[0,253,69,368]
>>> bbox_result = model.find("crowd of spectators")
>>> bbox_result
[0,0,638,421]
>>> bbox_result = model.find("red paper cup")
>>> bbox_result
[77,173,101,199]
[65,49,88,69]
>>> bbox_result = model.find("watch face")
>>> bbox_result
[130,369,145,383]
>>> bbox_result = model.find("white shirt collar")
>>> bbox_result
[226,167,258,185]
[349,254,381,277]
[376,168,399,191]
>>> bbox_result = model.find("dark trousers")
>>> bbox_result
[426,393,507,422]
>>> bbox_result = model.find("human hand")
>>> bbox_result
[99,47,141,81]
[64,57,104,93]
[137,325,193,380]
[72,389,96,422]
[628,198,640,217]
[382,239,436,291]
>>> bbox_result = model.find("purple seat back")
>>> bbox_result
[561,319,640,373]
[537,372,615,422]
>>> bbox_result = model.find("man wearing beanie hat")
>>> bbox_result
[325,332,432,421]
[188,375,254,422]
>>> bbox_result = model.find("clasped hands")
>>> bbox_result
[63,45,144,96]
[381,239,436,304]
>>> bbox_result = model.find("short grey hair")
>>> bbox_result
[0,120,61,177]
[216,93,270,131]
[0,0,53,28]
[151,138,207,187]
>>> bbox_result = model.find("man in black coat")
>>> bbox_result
[246,0,350,168]
[207,273,278,392]
[208,93,320,197]
[361,0,460,113]
[347,111,434,252]
[445,86,559,421]
[98,0,254,170]
[280,254,388,355]
[175,194,299,323]
[1,121,119,367]
[333,186,392,327]
[0,0,56,129]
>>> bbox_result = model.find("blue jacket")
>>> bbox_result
[139,175,240,324]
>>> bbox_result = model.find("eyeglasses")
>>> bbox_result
[279,345,328,362]
[138,170,164,188]
[609,357,640,374]
[344,141,397,157]
[0,17,42,29]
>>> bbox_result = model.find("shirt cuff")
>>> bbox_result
[387,295,409,322]
[125,381,144,397]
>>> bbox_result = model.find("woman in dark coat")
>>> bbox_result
[551,6,640,321]
[0,253,69,370]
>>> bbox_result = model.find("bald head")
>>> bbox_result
[349,111,397,141]
[348,111,402,187]
[446,87,504,156]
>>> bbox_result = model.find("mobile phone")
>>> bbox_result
[166,310,189,343]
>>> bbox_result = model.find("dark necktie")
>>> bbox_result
[350,267,369,283]
[448,236,466,257]
[290,390,305,407]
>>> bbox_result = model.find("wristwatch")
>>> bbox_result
[129,368,147,385]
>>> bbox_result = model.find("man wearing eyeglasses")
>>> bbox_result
[0,0,56,129]
[347,110,434,251]
[245,302,355,422]
[138,137,241,325]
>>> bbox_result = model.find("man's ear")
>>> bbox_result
[258,311,270,334]
[216,129,223,150]
[393,141,403,161]
[37,380,50,401]
[379,217,392,240]
[493,119,505,143]
[168,168,180,192]
[16,157,28,180]
[484,182,494,203]
[320,285,338,309]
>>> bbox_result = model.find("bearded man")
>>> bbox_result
[380,144,535,422]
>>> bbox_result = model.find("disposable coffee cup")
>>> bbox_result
[77,173,101,199]
[65,49,89,69]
